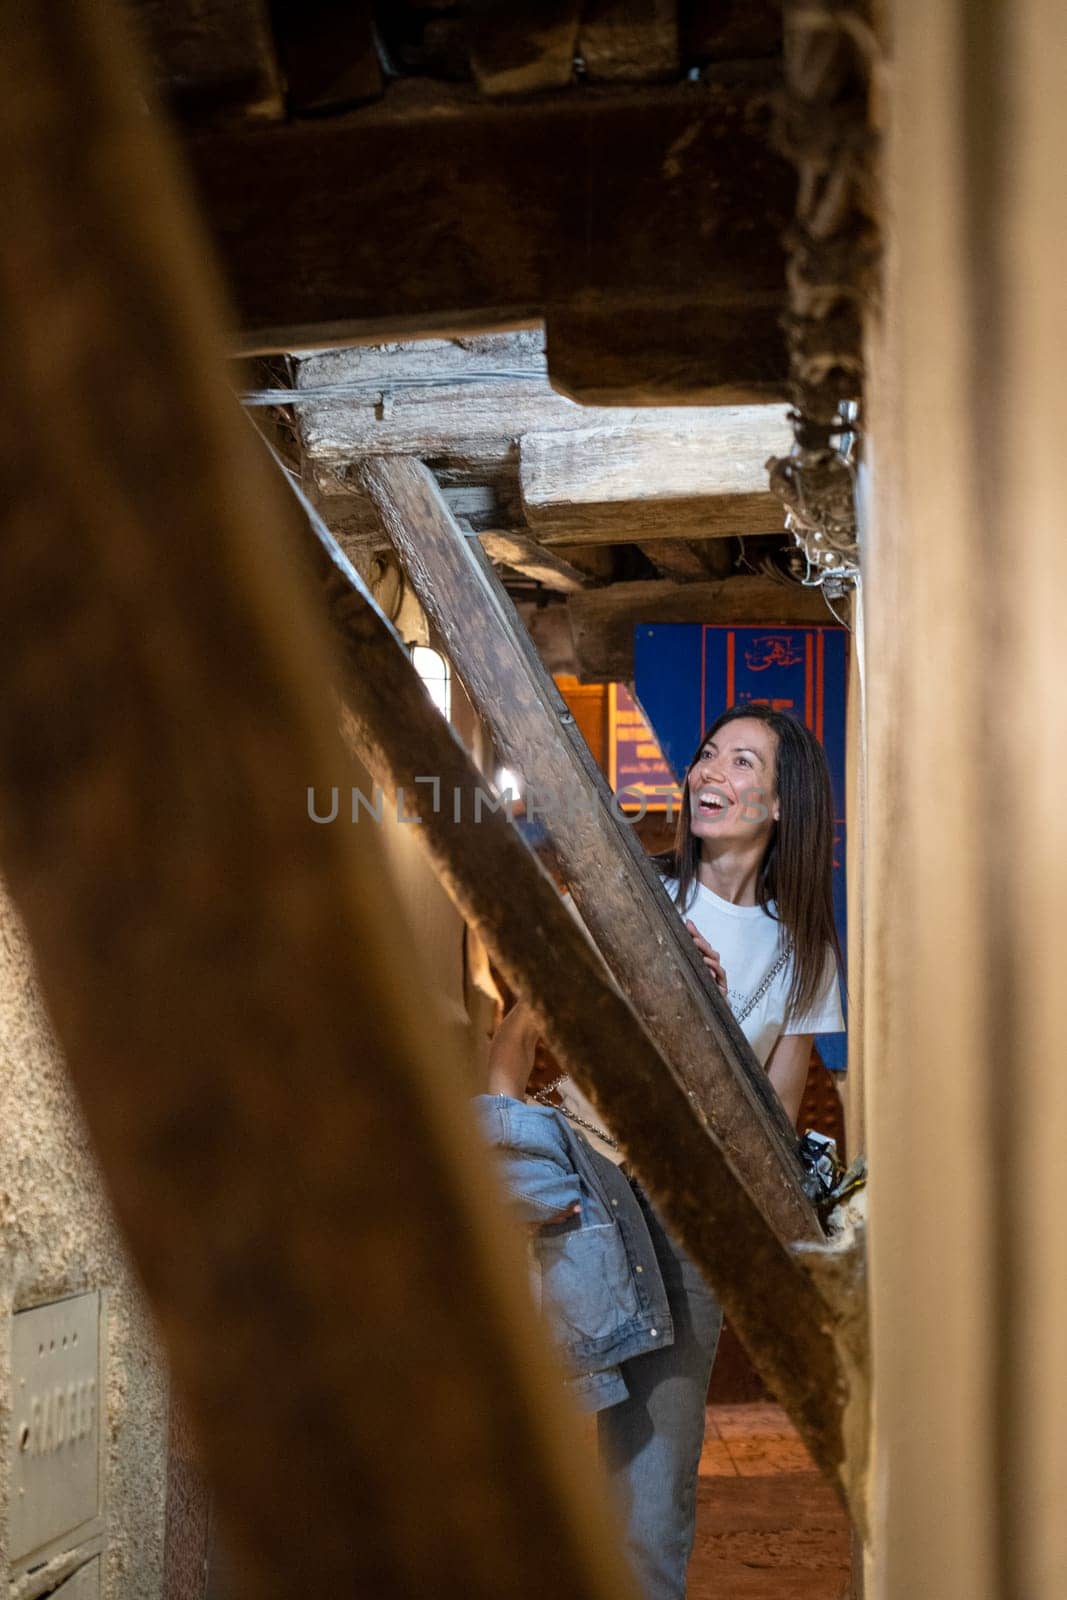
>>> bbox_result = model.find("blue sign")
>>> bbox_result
[633,623,849,1073]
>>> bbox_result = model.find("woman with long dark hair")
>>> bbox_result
[486,703,845,1598]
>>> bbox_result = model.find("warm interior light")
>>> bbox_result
[495,766,521,798]
[411,645,451,720]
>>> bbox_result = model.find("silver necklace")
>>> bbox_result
[731,944,793,1026]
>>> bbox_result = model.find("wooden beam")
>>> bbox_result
[293,339,791,483]
[544,298,789,406]
[183,74,794,400]
[270,0,383,113]
[685,0,782,62]
[293,476,853,1497]
[520,411,791,543]
[578,0,680,82]
[294,332,574,465]
[478,532,591,592]
[128,0,284,121]
[638,540,736,581]
[359,457,821,1251]
[568,576,840,680]
[0,6,638,1596]
[468,1,582,95]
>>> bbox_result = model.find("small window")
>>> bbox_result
[411,645,451,721]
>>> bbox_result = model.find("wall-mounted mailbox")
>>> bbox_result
[10,1292,100,1564]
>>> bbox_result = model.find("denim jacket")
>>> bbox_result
[473,1094,674,1412]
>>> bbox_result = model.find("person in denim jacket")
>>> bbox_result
[479,705,846,1600]
[472,1092,672,1414]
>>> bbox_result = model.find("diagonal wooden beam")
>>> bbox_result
[0,6,638,1597]
[359,457,821,1251]
[287,467,854,1497]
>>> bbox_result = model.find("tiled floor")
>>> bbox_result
[689,1404,851,1600]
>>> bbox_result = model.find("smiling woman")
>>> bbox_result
[486,698,846,1599]
[662,702,844,1030]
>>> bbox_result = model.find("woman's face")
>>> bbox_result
[687,717,780,847]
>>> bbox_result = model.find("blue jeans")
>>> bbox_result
[597,1182,723,1599]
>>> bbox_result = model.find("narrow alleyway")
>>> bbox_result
[691,1406,850,1599]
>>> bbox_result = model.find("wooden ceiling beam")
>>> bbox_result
[184,73,794,401]
[477,532,592,592]
[638,540,737,582]
[578,0,680,82]
[520,410,791,543]
[468,0,583,95]
[568,576,840,680]
[128,0,284,121]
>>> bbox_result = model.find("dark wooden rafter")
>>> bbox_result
[0,6,641,1596]
[359,458,820,1249]
[467,0,583,95]
[287,468,854,1496]
[568,575,841,680]
[126,0,285,121]
[638,540,736,581]
[477,531,591,592]
[270,0,383,114]
[182,72,794,401]
[578,0,680,82]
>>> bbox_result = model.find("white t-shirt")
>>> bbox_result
[555,877,844,1163]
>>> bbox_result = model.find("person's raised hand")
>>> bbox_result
[486,999,542,1098]
[685,920,728,998]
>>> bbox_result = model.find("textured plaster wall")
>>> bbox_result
[0,881,169,1597]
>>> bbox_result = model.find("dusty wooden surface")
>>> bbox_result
[269,0,382,114]
[568,575,841,680]
[361,457,822,1250]
[183,72,794,400]
[127,0,284,121]
[291,477,852,1491]
[579,0,680,81]
[0,6,643,1597]
[519,411,790,543]
[467,0,583,96]
[477,532,590,593]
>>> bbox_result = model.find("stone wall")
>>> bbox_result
[0,883,169,1599]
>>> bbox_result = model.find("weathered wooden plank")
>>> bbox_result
[360,457,821,1251]
[468,0,582,95]
[0,6,637,1597]
[294,339,791,480]
[520,411,791,542]
[126,0,284,120]
[308,482,508,549]
[685,0,782,62]
[639,540,736,581]
[478,532,591,592]
[292,477,852,1496]
[545,297,789,404]
[578,0,680,82]
[568,576,841,680]
[182,73,795,401]
[270,0,383,113]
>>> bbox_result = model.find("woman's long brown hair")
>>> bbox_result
[655,703,845,1022]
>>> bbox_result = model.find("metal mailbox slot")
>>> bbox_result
[10,1293,101,1564]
